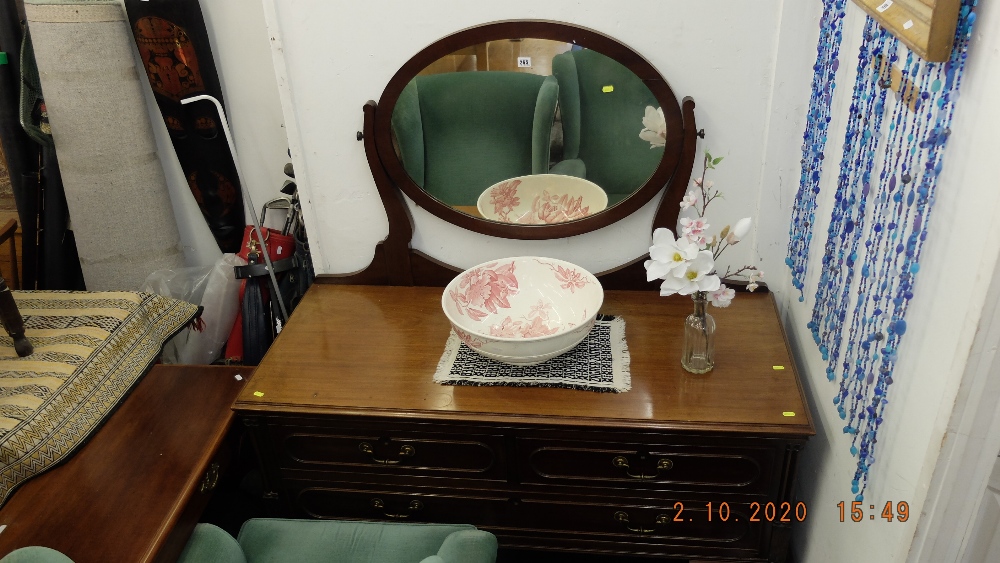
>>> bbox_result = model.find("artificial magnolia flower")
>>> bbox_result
[726,217,752,245]
[645,228,699,281]
[639,106,667,148]
[679,190,698,210]
[693,177,714,190]
[657,251,721,296]
[679,217,711,246]
[747,270,764,292]
[708,284,736,307]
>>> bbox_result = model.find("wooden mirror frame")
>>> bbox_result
[370,20,694,240]
[329,20,706,289]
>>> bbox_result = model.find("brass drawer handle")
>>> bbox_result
[614,511,656,534]
[199,462,220,493]
[611,456,673,479]
[359,442,416,465]
[370,497,423,519]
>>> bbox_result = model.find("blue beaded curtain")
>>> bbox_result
[803,1,978,501]
[786,0,849,298]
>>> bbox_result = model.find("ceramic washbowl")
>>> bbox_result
[442,256,604,365]
[476,174,608,224]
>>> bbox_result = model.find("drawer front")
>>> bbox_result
[273,425,506,480]
[518,438,775,493]
[514,497,762,548]
[290,482,512,526]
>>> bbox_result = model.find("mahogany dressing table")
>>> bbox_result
[234,286,813,562]
[237,20,815,562]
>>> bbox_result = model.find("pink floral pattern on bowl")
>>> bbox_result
[447,261,519,322]
[442,257,604,365]
[488,179,521,222]
[527,191,591,224]
[477,175,608,225]
[489,300,560,338]
[535,259,593,293]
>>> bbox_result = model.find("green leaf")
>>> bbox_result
[705,150,713,161]
[713,156,724,165]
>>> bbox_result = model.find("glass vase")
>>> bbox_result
[682,291,715,374]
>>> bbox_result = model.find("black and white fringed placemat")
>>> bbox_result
[434,315,630,393]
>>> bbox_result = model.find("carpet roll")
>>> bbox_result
[25,0,184,290]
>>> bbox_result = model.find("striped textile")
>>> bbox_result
[0,291,197,505]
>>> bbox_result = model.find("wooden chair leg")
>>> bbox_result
[0,276,31,357]
[8,235,18,291]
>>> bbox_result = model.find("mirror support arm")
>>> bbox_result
[651,97,698,233]
[363,101,414,286]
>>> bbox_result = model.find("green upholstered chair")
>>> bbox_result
[178,520,497,563]
[1,520,497,563]
[391,71,558,206]
[551,48,663,205]
[0,548,73,563]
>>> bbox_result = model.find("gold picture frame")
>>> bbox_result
[853,0,962,62]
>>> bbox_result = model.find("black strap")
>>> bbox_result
[234,256,297,280]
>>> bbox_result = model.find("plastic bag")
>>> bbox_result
[141,253,244,364]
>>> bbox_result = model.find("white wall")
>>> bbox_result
[263,0,784,277]
[757,1,1000,562]
[195,0,1000,561]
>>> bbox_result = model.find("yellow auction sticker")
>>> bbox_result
[253,391,265,397]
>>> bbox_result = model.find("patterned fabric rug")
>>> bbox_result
[0,291,197,506]
[434,315,631,393]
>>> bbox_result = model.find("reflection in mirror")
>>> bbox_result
[390,38,664,225]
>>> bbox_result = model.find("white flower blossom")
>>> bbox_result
[726,217,752,245]
[679,191,698,210]
[708,285,736,307]
[658,251,720,296]
[747,270,764,292]
[679,217,711,247]
[644,228,700,281]
[639,106,667,148]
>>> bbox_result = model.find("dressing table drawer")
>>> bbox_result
[274,427,506,480]
[516,438,776,494]
[513,496,762,549]
[289,481,512,526]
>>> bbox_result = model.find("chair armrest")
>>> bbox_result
[0,547,74,563]
[434,529,497,563]
[177,524,247,563]
[548,158,586,179]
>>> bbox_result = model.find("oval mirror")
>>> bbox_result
[372,21,690,240]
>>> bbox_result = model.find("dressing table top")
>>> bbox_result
[236,284,813,437]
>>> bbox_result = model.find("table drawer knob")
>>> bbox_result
[370,497,423,519]
[359,441,416,465]
[611,456,673,479]
[614,511,655,534]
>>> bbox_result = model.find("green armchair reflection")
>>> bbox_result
[552,48,663,206]
[392,71,558,206]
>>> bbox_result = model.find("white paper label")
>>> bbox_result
[903,19,914,29]
[517,57,531,68]
[877,0,893,13]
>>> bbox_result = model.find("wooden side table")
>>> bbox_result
[236,285,814,562]
[0,365,248,563]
